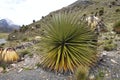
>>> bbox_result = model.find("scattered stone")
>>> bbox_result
[34,66,38,69]
[58,73,61,76]
[89,74,95,80]
[18,68,23,73]
[102,51,107,55]
[0,67,4,73]
[105,73,109,77]
[100,51,108,57]
[6,68,11,72]
[116,74,119,78]
[110,59,118,64]
[11,64,16,67]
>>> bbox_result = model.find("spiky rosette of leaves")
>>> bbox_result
[41,13,97,73]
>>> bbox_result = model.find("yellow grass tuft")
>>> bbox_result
[1,48,19,63]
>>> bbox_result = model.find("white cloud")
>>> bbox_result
[0,0,77,25]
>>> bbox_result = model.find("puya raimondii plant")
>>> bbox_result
[41,12,98,73]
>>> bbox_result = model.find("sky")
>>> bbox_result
[0,0,77,25]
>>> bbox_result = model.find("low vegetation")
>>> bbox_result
[104,43,117,51]
[19,50,30,57]
[113,21,120,34]
[95,69,105,80]
[75,66,88,80]
[0,33,8,39]
[100,38,117,51]
[115,9,120,12]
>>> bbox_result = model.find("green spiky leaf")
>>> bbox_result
[41,12,98,73]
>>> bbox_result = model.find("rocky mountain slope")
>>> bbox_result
[0,19,19,33]
[8,0,120,41]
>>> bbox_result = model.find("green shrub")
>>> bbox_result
[35,63,41,67]
[105,39,113,44]
[35,24,41,28]
[13,29,18,33]
[23,67,32,70]
[113,21,120,33]
[0,63,7,70]
[28,53,33,58]
[20,50,30,57]
[22,37,28,41]
[115,9,120,12]
[99,9,104,16]
[75,66,89,80]
[0,43,5,47]
[33,20,35,23]
[97,41,104,46]
[111,1,116,5]
[95,70,105,80]
[113,21,120,28]
[19,25,28,32]
[104,43,117,51]
[41,13,98,73]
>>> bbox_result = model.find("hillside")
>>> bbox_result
[8,0,120,41]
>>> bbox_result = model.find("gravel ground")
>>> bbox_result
[0,51,73,80]
[0,68,73,80]
[90,51,120,80]
[0,34,120,80]
[0,50,119,80]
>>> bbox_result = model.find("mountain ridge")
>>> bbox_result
[0,19,19,33]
